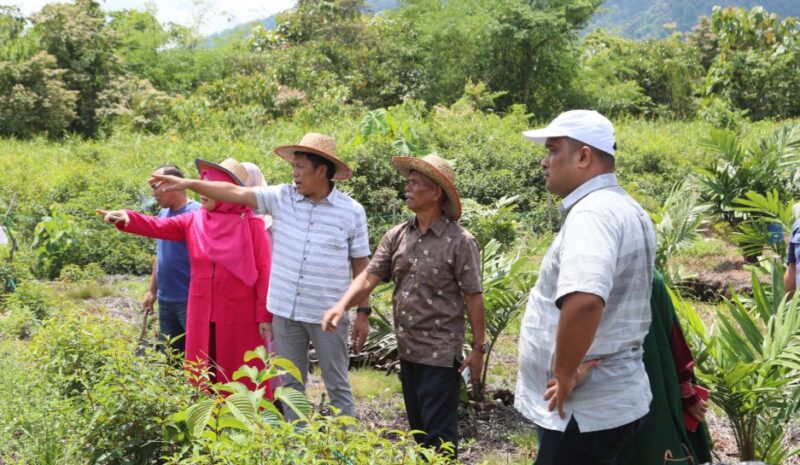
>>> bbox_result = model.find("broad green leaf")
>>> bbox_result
[272,356,303,384]
[218,381,250,395]
[217,416,249,431]
[274,386,312,421]
[243,345,267,362]
[232,365,259,382]
[224,392,259,428]
[185,399,216,437]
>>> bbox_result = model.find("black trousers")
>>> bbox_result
[534,415,645,465]
[399,359,461,458]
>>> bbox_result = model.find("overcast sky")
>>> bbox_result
[8,0,296,35]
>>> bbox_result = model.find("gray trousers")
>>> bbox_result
[272,313,354,418]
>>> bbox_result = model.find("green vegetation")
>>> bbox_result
[587,0,800,39]
[2,0,800,463]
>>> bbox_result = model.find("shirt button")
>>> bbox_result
[417,239,421,243]
[300,275,304,279]
[296,292,301,296]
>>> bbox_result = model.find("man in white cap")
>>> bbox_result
[321,154,486,459]
[515,110,656,465]
[150,133,370,419]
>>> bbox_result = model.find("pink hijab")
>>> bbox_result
[193,167,259,287]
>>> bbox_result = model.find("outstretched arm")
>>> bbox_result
[96,209,187,242]
[321,271,382,332]
[150,174,258,209]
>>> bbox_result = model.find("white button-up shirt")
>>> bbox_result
[255,184,370,323]
[515,173,655,432]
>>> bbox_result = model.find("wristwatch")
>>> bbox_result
[472,341,489,354]
[356,306,372,316]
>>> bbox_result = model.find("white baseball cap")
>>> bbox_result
[523,109,616,156]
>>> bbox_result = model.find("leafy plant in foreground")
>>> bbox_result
[673,264,800,463]
[164,346,455,464]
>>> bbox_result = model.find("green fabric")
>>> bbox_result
[618,271,712,465]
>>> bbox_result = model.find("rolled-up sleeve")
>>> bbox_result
[254,185,282,216]
[555,211,619,306]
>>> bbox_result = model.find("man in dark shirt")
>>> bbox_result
[143,165,200,353]
[322,154,486,458]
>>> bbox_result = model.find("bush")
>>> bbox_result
[28,304,128,396]
[460,197,520,251]
[3,280,55,320]
[163,346,456,465]
[698,96,748,130]
[1,302,193,464]
[0,247,35,294]
[96,75,173,134]
[0,302,35,339]
[0,338,84,465]
[0,51,77,138]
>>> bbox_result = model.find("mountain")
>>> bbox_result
[207,0,800,44]
[586,0,800,38]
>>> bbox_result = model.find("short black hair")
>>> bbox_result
[296,151,336,180]
[567,139,615,170]
[158,164,184,178]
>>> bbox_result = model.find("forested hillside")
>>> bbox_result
[1,1,800,464]
[587,0,800,37]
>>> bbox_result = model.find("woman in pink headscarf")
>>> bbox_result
[97,159,272,397]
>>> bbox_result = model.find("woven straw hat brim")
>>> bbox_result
[392,157,462,221]
[274,145,353,181]
[195,158,246,186]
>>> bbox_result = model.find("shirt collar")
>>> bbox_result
[292,184,341,206]
[559,173,619,223]
[411,215,449,237]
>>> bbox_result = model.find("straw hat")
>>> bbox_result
[392,153,461,221]
[274,132,353,180]
[195,158,249,186]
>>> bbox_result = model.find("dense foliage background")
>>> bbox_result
[2,1,800,464]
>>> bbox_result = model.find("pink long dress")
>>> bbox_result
[118,209,273,397]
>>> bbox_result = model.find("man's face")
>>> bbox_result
[150,168,171,208]
[292,153,326,196]
[405,170,442,213]
[541,137,581,197]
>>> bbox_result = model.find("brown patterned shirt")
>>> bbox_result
[366,216,483,367]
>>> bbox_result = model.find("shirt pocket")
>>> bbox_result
[420,263,453,291]
[313,220,348,251]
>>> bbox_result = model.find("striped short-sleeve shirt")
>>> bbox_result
[254,184,370,323]
[515,173,656,433]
